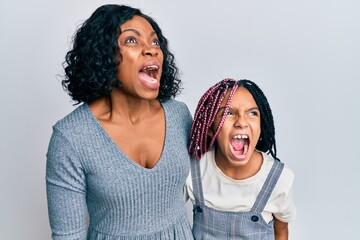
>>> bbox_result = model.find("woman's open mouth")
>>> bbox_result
[139,65,160,90]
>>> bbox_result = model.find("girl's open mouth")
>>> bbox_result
[230,134,249,158]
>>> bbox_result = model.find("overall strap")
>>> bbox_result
[251,160,284,212]
[190,156,205,204]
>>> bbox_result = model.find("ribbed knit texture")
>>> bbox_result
[46,100,194,240]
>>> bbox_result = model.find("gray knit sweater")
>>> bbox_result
[46,100,194,240]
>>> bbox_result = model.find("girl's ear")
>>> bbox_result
[208,127,214,138]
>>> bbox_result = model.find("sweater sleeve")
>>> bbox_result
[46,126,87,240]
[181,101,193,203]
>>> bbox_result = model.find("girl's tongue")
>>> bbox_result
[231,138,246,151]
[230,138,249,158]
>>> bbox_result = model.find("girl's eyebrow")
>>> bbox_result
[218,106,259,112]
[248,107,259,111]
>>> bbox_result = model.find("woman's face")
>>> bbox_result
[117,15,164,99]
[212,87,261,169]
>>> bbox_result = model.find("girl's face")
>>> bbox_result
[211,87,261,170]
[117,15,164,99]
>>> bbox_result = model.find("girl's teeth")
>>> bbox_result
[234,135,248,139]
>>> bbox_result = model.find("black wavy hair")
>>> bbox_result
[62,4,181,104]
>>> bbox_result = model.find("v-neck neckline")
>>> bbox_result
[83,102,168,172]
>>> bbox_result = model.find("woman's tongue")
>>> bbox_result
[230,138,246,155]
[139,71,159,90]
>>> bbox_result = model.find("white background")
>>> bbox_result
[1,0,359,239]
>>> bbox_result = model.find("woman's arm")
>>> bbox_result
[274,218,288,240]
[46,128,87,239]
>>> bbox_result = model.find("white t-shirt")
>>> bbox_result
[184,150,296,223]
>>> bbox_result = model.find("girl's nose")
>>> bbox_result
[234,115,248,128]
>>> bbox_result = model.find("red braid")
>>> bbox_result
[189,78,238,159]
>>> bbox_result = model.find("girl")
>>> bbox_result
[185,78,296,240]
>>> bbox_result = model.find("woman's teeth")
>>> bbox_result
[143,65,158,71]
[142,66,158,79]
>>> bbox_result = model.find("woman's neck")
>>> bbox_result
[88,90,161,124]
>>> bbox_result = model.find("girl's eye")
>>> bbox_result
[226,110,234,116]
[249,111,259,116]
[151,39,160,46]
[125,37,137,44]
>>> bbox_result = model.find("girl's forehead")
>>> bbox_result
[223,87,255,105]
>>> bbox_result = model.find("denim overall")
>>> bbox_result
[191,157,284,240]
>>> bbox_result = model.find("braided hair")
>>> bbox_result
[188,78,279,161]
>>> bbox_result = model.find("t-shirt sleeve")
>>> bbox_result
[272,166,297,223]
[46,126,87,239]
[183,172,191,203]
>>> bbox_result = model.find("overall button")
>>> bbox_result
[196,206,202,213]
[251,215,259,222]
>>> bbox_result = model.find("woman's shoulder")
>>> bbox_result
[162,99,189,110]
[52,104,93,135]
[162,99,192,119]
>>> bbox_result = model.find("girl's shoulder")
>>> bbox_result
[262,152,295,185]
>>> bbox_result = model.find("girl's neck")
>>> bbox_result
[214,150,263,180]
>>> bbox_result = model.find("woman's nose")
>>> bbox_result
[142,45,158,57]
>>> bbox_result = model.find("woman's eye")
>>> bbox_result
[151,39,160,46]
[125,37,137,44]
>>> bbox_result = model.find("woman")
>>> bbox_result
[46,4,194,239]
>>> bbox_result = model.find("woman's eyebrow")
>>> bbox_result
[122,28,141,36]
[121,29,157,36]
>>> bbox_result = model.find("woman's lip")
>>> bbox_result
[138,71,160,90]
[140,60,160,70]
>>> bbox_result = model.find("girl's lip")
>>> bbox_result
[229,133,250,160]
[230,145,248,160]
